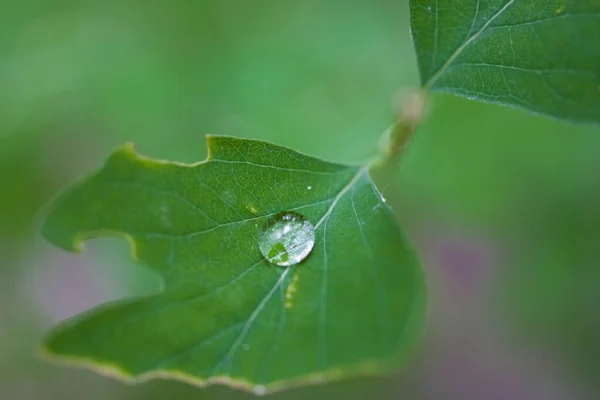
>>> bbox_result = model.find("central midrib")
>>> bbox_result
[423,0,518,90]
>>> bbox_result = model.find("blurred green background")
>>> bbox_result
[2,1,600,399]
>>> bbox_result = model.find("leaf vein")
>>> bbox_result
[210,159,346,176]
[209,268,292,375]
[153,322,245,370]
[424,0,518,89]
[129,197,334,239]
[350,186,390,349]
[487,11,600,31]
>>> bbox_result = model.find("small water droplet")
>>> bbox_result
[258,211,315,267]
[307,185,312,190]
[254,385,266,395]
[242,343,250,350]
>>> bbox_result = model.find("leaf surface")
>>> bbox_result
[410,0,600,123]
[41,136,425,394]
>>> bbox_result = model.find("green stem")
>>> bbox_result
[373,89,427,170]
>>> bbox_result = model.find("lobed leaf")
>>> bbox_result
[41,136,426,394]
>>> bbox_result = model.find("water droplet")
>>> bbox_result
[242,343,250,350]
[307,185,312,190]
[254,385,266,395]
[258,211,315,266]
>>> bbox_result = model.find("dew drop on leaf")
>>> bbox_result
[258,211,315,267]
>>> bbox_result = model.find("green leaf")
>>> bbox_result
[410,0,600,123]
[40,136,426,394]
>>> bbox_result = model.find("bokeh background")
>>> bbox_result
[2,1,600,399]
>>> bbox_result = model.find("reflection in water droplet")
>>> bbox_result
[258,211,315,266]
[307,185,312,190]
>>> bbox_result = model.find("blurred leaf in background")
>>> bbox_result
[410,0,600,123]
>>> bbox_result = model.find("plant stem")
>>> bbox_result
[376,89,427,168]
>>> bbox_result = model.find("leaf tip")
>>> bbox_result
[204,134,221,161]
[39,208,85,254]
[120,142,137,155]
[110,142,150,166]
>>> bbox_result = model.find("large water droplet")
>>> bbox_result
[258,211,315,266]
